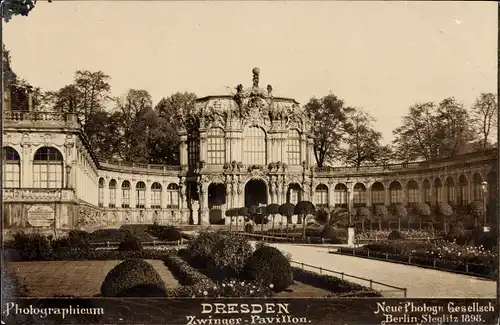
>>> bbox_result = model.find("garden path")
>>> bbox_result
[6,259,179,297]
[267,243,497,298]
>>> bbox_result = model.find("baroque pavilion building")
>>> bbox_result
[2,68,497,232]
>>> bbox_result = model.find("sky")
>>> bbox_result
[4,1,497,144]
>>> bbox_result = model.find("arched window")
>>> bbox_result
[334,184,348,207]
[121,181,130,208]
[167,183,179,209]
[371,182,385,205]
[353,183,366,206]
[136,182,146,208]
[98,178,105,207]
[3,147,20,188]
[207,128,225,164]
[109,179,117,208]
[389,181,403,204]
[243,126,266,165]
[151,182,162,208]
[407,180,419,204]
[314,184,328,208]
[33,146,64,188]
[287,129,301,165]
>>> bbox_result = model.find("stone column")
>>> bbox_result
[199,182,209,225]
[384,184,390,206]
[145,183,151,208]
[225,134,232,163]
[179,133,188,168]
[199,132,207,162]
[20,143,31,188]
[300,134,307,164]
[366,183,372,208]
[402,183,408,206]
[116,178,123,208]
[328,182,336,207]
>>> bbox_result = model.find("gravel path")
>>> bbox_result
[269,243,496,298]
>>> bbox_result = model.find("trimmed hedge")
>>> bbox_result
[292,267,382,297]
[6,246,172,262]
[149,224,183,241]
[164,253,214,286]
[100,259,167,297]
[388,230,404,240]
[118,236,143,251]
[243,245,293,291]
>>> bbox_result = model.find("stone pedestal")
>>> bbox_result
[347,227,355,246]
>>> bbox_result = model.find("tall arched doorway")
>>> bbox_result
[245,179,268,208]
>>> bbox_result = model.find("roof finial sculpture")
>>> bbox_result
[252,67,260,88]
[267,84,273,96]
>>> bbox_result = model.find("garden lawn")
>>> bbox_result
[274,281,332,298]
[6,260,180,297]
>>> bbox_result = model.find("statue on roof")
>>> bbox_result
[252,67,260,88]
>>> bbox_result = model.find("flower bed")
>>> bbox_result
[355,229,441,240]
[175,230,382,298]
[337,240,496,278]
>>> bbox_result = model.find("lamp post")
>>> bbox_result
[481,181,488,230]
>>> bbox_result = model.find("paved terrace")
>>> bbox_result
[268,243,496,298]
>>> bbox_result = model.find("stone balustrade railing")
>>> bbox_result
[4,111,80,126]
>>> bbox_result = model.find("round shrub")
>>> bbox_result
[243,246,293,291]
[244,223,254,233]
[100,259,167,297]
[118,236,143,251]
[13,232,52,260]
[208,232,253,279]
[387,230,404,240]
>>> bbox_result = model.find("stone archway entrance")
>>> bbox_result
[245,179,268,208]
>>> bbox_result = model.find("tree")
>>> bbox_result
[341,109,387,168]
[315,208,329,226]
[471,93,497,150]
[278,203,295,229]
[328,207,349,228]
[237,207,249,232]
[2,0,47,22]
[468,201,484,228]
[392,102,440,161]
[437,203,453,232]
[225,208,236,232]
[155,92,197,129]
[374,205,388,231]
[356,207,371,232]
[393,204,408,232]
[393,98,476,162]
[266,204,280,234]
[3,45,16,86]
[294,201,315,239]
[304,94,354,167]
[435,97,475,157]
[50,71,111,126]
[413,203,431,229]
